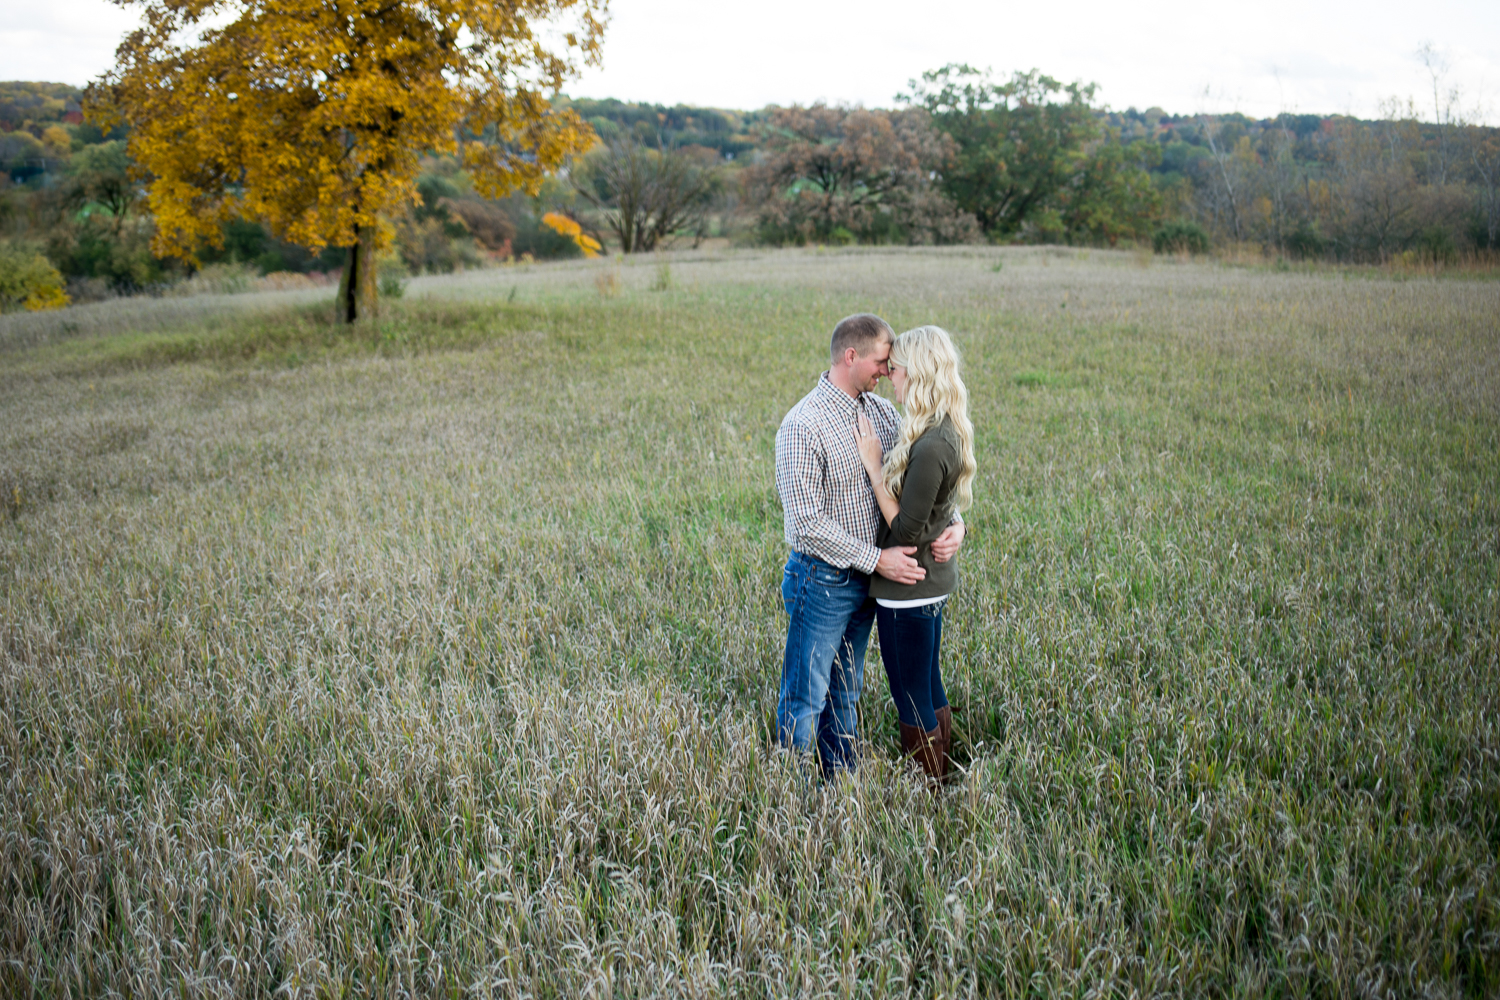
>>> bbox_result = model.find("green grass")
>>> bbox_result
[2,246,1498,996]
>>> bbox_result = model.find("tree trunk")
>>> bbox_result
[336,224,379,324]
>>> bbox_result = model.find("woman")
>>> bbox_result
[854,326,977,783]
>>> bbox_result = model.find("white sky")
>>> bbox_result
[4,0,1499,124]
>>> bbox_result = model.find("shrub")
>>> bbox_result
[505,194,585,261]
[199,219,347,275]
[378,255,408,298]
[0,244,71,312]
[45,216,176,294]
[1152,220,1210,255]
[1285,222,1327,259]
[169,262,256,297]
[393,214,481,274]
[828,226,857,246]
[1417,224,1457,264]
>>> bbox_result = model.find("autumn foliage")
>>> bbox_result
[91,0,606,321]
[748,105,978,246]
[0,244,70,312]
[540,212,602,257]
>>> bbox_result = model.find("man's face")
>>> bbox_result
[851,339,892,394]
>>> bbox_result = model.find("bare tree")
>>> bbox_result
[1261,117,1299,251]
[570,139,721,253]
[1330,117,1422,259]
[1417,42,1458,185]
[64,141,139,238]
[1199,116,1246,241]
[1470,126,1500,248]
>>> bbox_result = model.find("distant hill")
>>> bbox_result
[0,82,84,131]
[561,97,766,158]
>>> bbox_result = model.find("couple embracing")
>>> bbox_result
[775,313,977,784]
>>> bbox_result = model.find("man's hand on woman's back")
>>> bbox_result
[875,546,926,585]
[930,522,966,563]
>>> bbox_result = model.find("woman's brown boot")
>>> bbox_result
[934,705,953,781]
[898,721,943,784]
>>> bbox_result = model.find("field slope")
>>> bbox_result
[2,247,1498,997]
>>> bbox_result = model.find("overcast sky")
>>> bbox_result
[5,0,1498,123]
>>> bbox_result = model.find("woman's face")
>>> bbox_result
[890,363,908,404]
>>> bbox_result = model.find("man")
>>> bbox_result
[775,313,965,777]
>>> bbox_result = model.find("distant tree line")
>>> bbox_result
[1124,107,1500,261]
[3,69,1497,312]
[555,75,1165,252]
[558,69,1500,260]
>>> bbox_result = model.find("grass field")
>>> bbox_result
[2,246,1498,997]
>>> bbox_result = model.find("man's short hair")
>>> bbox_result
[830,313,894,361]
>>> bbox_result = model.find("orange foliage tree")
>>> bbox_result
[91,0,607,322]
[540,212,602,256]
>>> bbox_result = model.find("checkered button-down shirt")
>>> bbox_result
[775,372,901,574]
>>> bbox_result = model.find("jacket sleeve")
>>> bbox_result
[887,435,953,546]
[775,420,882,573]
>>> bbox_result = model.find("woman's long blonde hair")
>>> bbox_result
[882,326,977,513]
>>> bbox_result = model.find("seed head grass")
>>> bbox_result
[2,246,1497,996]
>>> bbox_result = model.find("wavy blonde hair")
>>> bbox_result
[882,326,977,513]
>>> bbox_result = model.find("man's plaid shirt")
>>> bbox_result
[775,373,901,574]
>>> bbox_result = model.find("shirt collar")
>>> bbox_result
[817,371,865,417]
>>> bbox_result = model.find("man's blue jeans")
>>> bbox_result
[776,551,875,776]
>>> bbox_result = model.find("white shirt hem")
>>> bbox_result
[874,594,948,609]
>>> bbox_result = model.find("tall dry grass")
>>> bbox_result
[2,247,1497,996]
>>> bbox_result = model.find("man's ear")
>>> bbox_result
[842,347,859,367]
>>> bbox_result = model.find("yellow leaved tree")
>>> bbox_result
[541,212,602,257]
[91,0,607,322]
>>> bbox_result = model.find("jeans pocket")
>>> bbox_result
[781,568,799,615]
[812,565,847,587]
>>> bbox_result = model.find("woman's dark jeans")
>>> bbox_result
[875,600,948,732]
